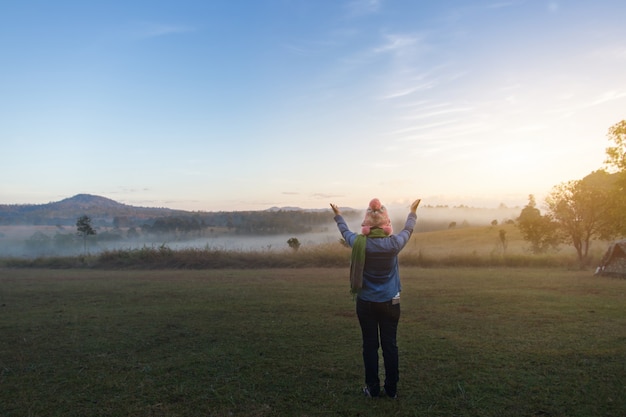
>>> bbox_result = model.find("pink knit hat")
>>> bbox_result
[361,198,392,235]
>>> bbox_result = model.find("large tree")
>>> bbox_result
[516,194,559,254]
[545,171,616,266]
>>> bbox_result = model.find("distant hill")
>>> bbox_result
[0,193,522,232]
[0,194,184,226]
[0,194,351,229]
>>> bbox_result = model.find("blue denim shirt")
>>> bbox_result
[334,212,417,302]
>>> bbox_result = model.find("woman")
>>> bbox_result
[330,198,421,399]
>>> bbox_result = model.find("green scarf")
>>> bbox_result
[350,228,389,295]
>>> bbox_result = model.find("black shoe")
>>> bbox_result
[382,388,397,399]
[362,386,380,398]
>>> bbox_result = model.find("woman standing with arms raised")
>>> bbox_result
[330,198,421,399]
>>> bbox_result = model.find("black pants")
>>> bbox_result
[356,297,400,397]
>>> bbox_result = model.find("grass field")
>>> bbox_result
[1,267,624,416]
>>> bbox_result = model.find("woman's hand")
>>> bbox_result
[410,199,421,214]
[330,203,341,216]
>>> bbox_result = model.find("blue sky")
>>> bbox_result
[2,0,625,211]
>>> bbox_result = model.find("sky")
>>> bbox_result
[1,0,625,212]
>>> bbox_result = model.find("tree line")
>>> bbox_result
[517,120,626,266]
[138,209,352,236]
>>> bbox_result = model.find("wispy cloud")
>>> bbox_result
[374,33,424,56]
[397,121,492,143]
[589,90,626,107]
[109,186,151,195]
[380,82,436,100]
[389,118,461,136]
[312,193,345,200]
[282,43,311,56]
[401,106,474,121]
[370,33,444,104]
[132,22,196,39]
[505,124,547,134]
[546,89,626,118]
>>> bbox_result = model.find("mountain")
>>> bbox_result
[266,206,300,212]
[0,194,183,226]
[0,194,336,228]
[53,194,129,210]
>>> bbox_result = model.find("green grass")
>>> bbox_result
[1,267,624,416]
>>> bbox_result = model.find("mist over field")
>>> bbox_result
[0,205,522,258]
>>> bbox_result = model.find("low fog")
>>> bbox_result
[0,228,342,258]
[0,205,522,259]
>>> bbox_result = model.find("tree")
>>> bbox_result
[604,120,626,172]
[76,215,96,254]
[498,229,508,254]
[127,227,139,239]
[287,237,301,252]
[545,172,615,266]
[603,120,626,235]
[516,195,559,254]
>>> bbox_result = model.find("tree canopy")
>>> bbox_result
[545,171,616,265]
[605,120,626,173]
[519,119,626,264]
[516,195,559,254]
